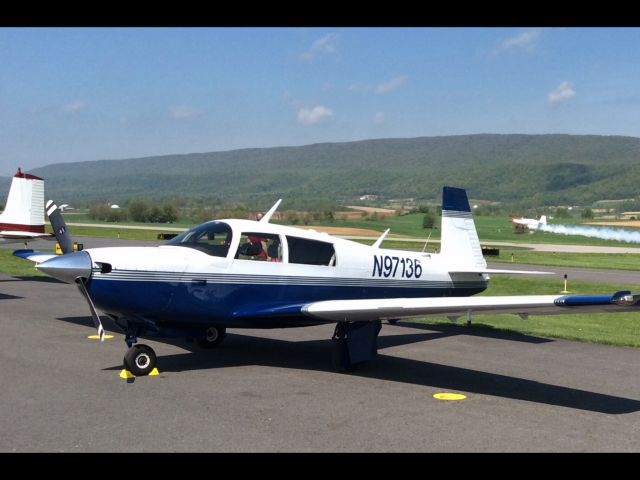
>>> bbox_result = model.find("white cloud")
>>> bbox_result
[548,81,576,105]
[171,105,200,119]
[374,76,408,95]
[297,105,333,126]
[62,100,87,113]
[300,33,339,62]
[350,76,408,95]
[494,29,541,56]
[373,112,385,125]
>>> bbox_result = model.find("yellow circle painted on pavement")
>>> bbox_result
[434,393,467,401]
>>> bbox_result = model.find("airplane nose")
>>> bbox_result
[37,250,93,283]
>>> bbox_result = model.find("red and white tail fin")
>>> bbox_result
[0,168,45,233]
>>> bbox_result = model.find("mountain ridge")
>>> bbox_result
[2,133,639,209]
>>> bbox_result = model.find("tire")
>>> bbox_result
[387,319,399,325]
[124,344,157,376]
[197,326,226,349]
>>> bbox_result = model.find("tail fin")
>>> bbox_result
[439,186,486,269]
[0,168,45,233]
[46,200,74,254]
[539,215,547,225]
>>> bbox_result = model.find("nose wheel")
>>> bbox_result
[124,344,157,376]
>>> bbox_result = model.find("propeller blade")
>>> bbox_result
[75,278,105,342]
[46,200,74,254]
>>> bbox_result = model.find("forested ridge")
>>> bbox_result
[2,134,639,209]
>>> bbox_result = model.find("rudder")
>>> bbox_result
[0,168,45,233]
[439,186,486,269]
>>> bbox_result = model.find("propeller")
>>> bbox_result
[42,200,106,342]
[46,200,74,254]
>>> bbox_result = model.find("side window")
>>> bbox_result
[286,236,336,266]
[235,232,282,262]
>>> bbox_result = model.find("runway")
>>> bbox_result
[1,273,639,452]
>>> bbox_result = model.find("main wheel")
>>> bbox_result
[124,344,157,376]
[197,326,226,349]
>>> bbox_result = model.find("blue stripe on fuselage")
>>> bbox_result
[87,277,488,328]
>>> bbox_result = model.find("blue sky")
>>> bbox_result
[1,27,640,176]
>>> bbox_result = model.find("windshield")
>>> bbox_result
[166,221,233,257]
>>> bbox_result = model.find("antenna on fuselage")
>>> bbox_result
[259,199,282,223]
[372,228,390,249]
[422,231,432,253]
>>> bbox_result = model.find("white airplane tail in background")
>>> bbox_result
[439,186,486,270]
[0,168,45,233]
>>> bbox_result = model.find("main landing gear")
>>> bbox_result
[197,326,227,349]
[331,320,382,373]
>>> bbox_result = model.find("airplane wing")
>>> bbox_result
[300,292,640,322]
[13,249,58,264]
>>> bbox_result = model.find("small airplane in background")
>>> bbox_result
[512,214,547,233]
[0,168,54,244]
[14,188,639,376]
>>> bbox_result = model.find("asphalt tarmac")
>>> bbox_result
[1,273,639,452]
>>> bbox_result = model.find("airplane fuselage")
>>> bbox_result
[82,219,488,336]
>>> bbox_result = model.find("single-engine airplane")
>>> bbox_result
[512,214,547,233]
[1,168,54,244]
[15,188,640,375]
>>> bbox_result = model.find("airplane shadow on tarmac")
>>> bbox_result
[58,315,640,415]
[0,276,62,284]
[0,293,22,300]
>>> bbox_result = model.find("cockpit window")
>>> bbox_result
[166,221,232,257]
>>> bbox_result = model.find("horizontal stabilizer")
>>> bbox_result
[0,231,54,239]
[449,268,553,275]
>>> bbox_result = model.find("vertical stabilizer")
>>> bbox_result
[439,186,486,269]
[0,168,45,233]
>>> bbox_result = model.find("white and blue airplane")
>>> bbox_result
[14,187,639,375]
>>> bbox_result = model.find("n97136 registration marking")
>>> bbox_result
[372,255,422,278]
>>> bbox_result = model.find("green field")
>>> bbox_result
[56,210,640,249]
[490,251,640,271]
[322,213,640,247]
[0,249,45,277]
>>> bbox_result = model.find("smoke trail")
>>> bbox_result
[540,224,640,243]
